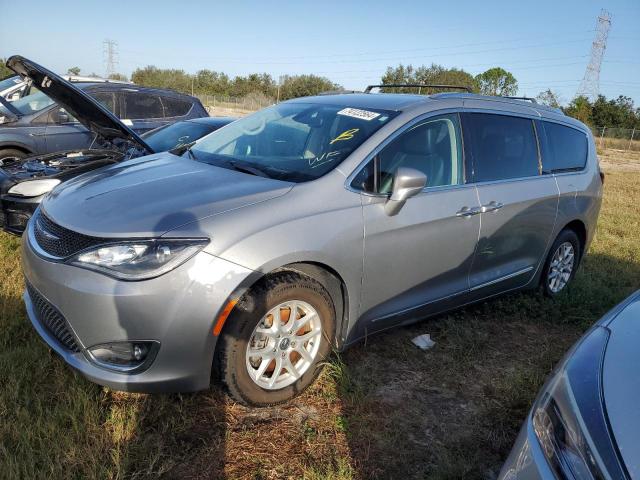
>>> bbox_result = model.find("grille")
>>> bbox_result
[27,282,81,352]
[33,210,105,258]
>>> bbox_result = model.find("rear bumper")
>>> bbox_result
[21,226,255,393]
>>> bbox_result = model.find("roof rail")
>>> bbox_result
[364,84,472,94]
[503,96,538,104]
[318,89,360,95]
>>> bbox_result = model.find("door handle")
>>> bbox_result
[456,206,482,217]
[481,201,504,213]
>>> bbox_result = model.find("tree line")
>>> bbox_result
[1,57,638,130]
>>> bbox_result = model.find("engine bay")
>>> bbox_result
[0,149,124,181]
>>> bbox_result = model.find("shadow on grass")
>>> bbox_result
[331,251,640,479]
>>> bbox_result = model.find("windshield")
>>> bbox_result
[190,102,397,182]
[142,121,218,152]
[7,89,55,116]
[0,76,23,92]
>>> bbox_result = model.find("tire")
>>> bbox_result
[541,229,582,297]
[216,272,336,407]
[0,148,27,164]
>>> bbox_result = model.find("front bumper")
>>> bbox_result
[0,194,40,234]
[499,414,555,480]
[21,228,255,393]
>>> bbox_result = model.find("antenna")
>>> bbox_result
[103,39,119,78]
[576,9,611,101]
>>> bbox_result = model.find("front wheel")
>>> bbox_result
[541,229,581,297]
[216,272,335,407]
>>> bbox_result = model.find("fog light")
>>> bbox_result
[87,341,157,372]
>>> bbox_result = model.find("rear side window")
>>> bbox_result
[162,97,192,117]
[123,92,164,119]
[542,122,588,172]
[465,113,539,182]
[91,91,116,113]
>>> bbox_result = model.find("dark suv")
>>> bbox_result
[0,77,207,163]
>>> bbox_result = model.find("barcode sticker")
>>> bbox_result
[337,107,380,121]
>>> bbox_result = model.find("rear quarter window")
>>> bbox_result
[123,92,164,119]
[542,121,588,172]
[162,97,193,117]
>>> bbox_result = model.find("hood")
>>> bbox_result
[601,293,640,479]
[6,55,153,154]
[42,152,293,237]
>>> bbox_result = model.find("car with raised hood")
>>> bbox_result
[21,84,602,406]
[500,290,640,480]
[0,58,208,165]
[0,57,230,234]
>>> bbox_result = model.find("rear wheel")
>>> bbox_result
[0,148,27,164]
[217,272,335,407]
[542,229,581,296]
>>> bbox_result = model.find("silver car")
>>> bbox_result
[21,85,603,406]
[500,290,640,480]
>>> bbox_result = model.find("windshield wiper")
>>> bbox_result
[170,141,197,160]
[228,161,271,178]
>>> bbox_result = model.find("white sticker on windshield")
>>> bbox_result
[122,119,133,126]
[337,107,380,121]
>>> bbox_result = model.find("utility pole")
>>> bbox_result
[103,39,118,79]
[576,10,612,101]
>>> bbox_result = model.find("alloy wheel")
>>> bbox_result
[245,300,322,390]
[547,241,575,293]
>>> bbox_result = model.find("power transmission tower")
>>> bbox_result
[576,9,612,101]
[103,39,119,78]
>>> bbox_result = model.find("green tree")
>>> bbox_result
[563,96,592,125]
[108,73,128,82]
[380,63,477,93]
[232,73,276,97]
[0,58,12,78]
[278,74,341,100]
[131,66,193,94]
[67,66,81,76]
[475,67,518,96]
[193,69,231,96]
[536,89,561,108]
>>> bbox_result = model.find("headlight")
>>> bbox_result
[532,327,626,479]
[8,179,61,197]
[69,238,209,280]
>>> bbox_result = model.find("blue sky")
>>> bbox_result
[1,0,638,105]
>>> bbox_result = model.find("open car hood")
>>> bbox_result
[6,56,153,155]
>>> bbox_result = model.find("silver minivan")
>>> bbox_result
[21,81,602,406]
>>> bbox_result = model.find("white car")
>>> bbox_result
[0,74,132,102]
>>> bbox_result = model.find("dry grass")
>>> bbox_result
[0,149,639,479]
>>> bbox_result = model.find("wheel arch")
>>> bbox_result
[562,219,587,255]
[217,260,349,350]
[0,142,33,155]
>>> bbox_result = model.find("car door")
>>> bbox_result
[44,105,94,152]
[354,112,481,333]
[120,91,166,133]
[461,111,559,296]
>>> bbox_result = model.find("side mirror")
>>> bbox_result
[384,167,427,216]
[55,108,70,124]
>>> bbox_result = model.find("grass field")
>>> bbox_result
[1,150,639,479]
